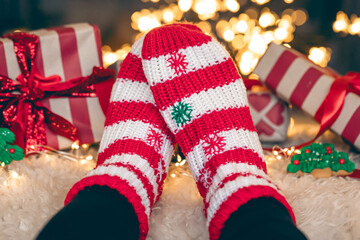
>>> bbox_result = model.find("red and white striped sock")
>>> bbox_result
[65,35,175,240]
[141,23,296,240]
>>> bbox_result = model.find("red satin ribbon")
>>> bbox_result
[0,32,114,152]
[296,72,360,149]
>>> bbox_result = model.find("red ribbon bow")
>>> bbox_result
[0,32,114,152]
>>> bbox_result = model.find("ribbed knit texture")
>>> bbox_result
[141,23,296,240]
[65,35,175,240]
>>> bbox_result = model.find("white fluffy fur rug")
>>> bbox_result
[1,113,360,240]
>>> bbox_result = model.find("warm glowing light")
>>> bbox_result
[103,52,117,67]
[102,45,112,52]
[308,47,331,67]
[245,8,259,19]
[225,0,240,12]
[86,155,93,161]
[196,21,212,34]
[278,18,292,29]
[171,173,176,178]
[239,51,254,75]
[71,142,80,150]
[262,31,275,44]
[80,160,87,165]
[349,18,360,34]
[115,45,131,60]
[175,162,180,166]
[9,170,20,179]
[236,20,248,33]
[274,28,288,40]
[231,34,245,49]
[223,29,235,41]
[129,0,307,76]
[251,58,259,69]
[1,162,5,167]
[273,150,279,155]
[138,15,161,32]
[283,43,291,48]
[248,73,259,80]
[178,0,192,12]
[81,144,89,149]
[249,34,266,54]
[180,160,187,166]
[251,0,270,5]
[163,10,174,23]
[292,9,307,26]
[194,0,217,15]
[333,20,347,32]
[309,47,324,63]
[284,33,294,42]
[177,154,182,162]
[333,11,349,33]
[259,12,276,28]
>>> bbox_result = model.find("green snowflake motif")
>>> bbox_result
[171,102,193,127]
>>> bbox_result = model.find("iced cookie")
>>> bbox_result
[287,143,355,179]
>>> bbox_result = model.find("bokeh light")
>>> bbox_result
[105,0,327,76]
[332,11,360,36]
[179,0,192,12]
[308,47,332,67]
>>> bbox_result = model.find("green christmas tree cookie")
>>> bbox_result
[287,143,355,178]
[0,128,24,166]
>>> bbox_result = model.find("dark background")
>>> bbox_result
[1,0,359,74]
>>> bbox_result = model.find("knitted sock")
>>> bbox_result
[141,23,296,240]
[65,35,175,240]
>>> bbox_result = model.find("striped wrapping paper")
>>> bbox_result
[247,91,289,142]
[0,23,106,150]
[254,42,360,149]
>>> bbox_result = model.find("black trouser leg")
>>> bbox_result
[220,197,307,240]
[36,185,139,240]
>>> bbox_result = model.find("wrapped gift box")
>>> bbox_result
[0,23,113,152]
[254,42,360,149]
[247,91,289,142]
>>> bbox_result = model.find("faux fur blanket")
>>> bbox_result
[1,114,359,240]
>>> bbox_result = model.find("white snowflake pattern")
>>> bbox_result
[199,169,212,189]
[155,161,164,180]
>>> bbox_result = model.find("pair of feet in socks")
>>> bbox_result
[63,23,297,240]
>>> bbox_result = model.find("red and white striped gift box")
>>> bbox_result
[254,42,360,149]
[247,91,289,142]
[0,23,106,150]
